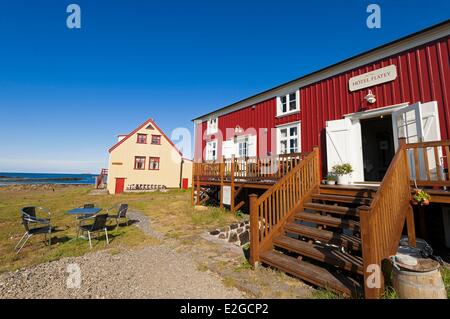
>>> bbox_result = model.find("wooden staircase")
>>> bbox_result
[249,140,417,298]
[259,185,377,297]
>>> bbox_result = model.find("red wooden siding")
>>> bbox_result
[195,36,450,164]
[195,98,301,160]
[301,36,450,155]
[300,36,450,174]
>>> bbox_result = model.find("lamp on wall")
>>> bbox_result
[234,126,243,134]
[364,90,376,104]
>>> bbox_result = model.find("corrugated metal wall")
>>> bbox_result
[195,36,449,163]
[301,36,450,154]
[195,98,301,160]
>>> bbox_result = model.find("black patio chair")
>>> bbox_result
[107,204,129,229]
[15,207,52,254]
[78,214,109,249]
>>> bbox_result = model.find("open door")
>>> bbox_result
[326,118,364,182]
[392,101,442,180]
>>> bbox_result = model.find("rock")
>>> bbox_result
[238,231,249,245]
[240,222,245,227]
[236,228,243,234]
[220,226,230,232]
[209,230,220,236]
[218,232,228,240]
[230,223,238,230]
[228,232,238,243]
[245,225,249,230]
[194,206,208,211]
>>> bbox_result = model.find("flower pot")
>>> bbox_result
[326,180,336,185]
[337,174,350,185]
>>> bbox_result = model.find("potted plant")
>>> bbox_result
[411,189,431,206]
[332,163,354,185]
[325,174,337,185]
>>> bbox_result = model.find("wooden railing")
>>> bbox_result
[193,152,308,183]
[358,139,416,299]
[249,147,321,265]
[404,140,450,188]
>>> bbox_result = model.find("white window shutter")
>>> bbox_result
[248,135,257,157]
[222,140,235,159]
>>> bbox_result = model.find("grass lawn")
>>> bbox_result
[0,185,240,274]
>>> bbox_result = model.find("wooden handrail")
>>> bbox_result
[404,139,450,188]
[358,139,415,299]
[193,152,309,182]
[249,147,320,266]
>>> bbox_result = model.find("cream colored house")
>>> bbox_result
[107,118,192,194]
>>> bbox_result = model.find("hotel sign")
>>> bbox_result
[349,65,397,92]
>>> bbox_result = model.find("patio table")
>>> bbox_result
[66,207,103,240]
[66,207,102,215]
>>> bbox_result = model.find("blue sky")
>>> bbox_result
[0,0,448,173]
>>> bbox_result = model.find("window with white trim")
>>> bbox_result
[206,140,217,161]
[277,91,300,116]
[277,122,301,154]
[236,136,249,158]
[206,117,218,135]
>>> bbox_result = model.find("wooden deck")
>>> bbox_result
[192,152,308,211]
[192,139,449,298]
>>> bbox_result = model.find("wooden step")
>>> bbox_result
[260,250,362,297]
[294,212,360,231]
[312,194,372,206]
[303,202,359,216]
[273,235,364,275]
[320,185,377,198]
[284,222,362,251]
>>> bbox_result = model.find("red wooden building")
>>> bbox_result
[193,21,449,181]
[191,21,450,298]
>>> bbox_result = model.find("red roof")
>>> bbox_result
[108,117,184,157]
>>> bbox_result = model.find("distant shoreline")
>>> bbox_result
[0,172,97,186]
[0,184,94,191]
[0,177,84,182]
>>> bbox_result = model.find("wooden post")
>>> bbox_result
[249,194,259,267]
[400,137,417,247]
[406,206,417,247]
[196,166,201,206]
[220,156,225,209]
[359,206,382,299]
[231,155,235,213]
[313,146,321,186]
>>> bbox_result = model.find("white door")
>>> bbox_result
[392,101,442,180]
[325,118,364,182]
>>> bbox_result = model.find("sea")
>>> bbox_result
[0,172,97,186]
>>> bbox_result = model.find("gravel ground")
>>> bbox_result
[0,245,244,299]
[0,210,244,299]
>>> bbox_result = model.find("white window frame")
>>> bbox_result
[277,122,301,155]
[206,117,218,135]
[236,136,249,158]
[206,140,218,161]
[276,90,300,117]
